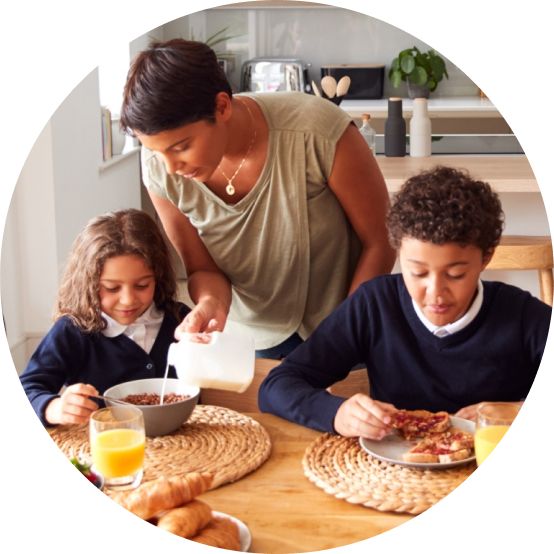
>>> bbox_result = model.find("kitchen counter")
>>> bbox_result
[376,155,539,193]
[341,95,499,119]
[342,96,510,134]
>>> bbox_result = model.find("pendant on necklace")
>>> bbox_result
[225,182,236,196]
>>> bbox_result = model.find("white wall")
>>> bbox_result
[1,121,57,364]
[165,6,479,97]
[1,68,141,373]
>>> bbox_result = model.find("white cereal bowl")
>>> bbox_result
[103,378,200,437]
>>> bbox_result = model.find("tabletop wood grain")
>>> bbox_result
[200,412,412,553]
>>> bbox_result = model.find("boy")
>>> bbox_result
[258,166,551,439]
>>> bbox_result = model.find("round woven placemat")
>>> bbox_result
[49,405,271,488]
[302,433,475,515]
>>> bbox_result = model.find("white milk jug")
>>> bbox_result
[167,331,255,393]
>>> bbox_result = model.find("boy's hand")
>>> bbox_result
[334,394,396,439]
[44,383,99,425]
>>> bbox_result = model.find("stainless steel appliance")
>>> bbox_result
[240,58,311,93]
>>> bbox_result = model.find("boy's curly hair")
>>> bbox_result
[55,209,179,332]
[387,166,504,255]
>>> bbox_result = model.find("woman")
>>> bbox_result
[120,39,395,358]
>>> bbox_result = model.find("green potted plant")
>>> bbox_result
[389,46,449,98]
[191,26,242,61]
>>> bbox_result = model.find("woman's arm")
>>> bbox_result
[148,191,232,334]
[328,124,396,293]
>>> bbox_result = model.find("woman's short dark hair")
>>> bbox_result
[120,39,232,136]
[387,166,504,255]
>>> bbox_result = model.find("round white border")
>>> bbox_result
[1,1,552,553]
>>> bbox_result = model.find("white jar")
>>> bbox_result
[409,98,432,157]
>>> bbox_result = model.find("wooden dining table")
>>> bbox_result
[199,412,412,553]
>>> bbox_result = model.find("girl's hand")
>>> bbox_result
[44,383,99,425]
[175,297,228,339]
[333,393,397,439]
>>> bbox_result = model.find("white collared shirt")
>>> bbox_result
[101,303,165,353]
[412,280,484,338]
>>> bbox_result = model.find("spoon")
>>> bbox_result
[320,75,337,99]
[311,80,322,97]
[90,394,132,406]
[336,75,351,97]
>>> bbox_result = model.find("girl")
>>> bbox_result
[19,209,190,426]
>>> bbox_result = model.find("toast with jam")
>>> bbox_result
[390,409,450,440]
[390,409,474,464]
[403,427,474,463]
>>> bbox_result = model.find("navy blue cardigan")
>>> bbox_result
[258,275,551,433]
[20,303,190,425]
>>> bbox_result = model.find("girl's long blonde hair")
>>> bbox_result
[56,209,179,332]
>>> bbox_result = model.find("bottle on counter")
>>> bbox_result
[409,97,432,157]
[359,113,376,154]
[384,97,406,157]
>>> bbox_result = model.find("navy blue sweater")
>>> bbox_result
[20,304,190,425]
[258,275,551,433]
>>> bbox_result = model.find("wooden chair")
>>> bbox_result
[486,235,553,306]
[328,368,369,397]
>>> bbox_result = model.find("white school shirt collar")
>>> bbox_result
[101,303,164,353]
[412,280,484,338]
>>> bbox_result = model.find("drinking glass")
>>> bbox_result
[89,405,145,490]
[474,402,521,466]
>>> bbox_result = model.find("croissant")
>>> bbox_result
[157,499,212,539]
[111,473,213,520]
[191,515,241,551]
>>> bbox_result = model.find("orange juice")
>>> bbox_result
[91,428,145,478]
[474,424,509,465]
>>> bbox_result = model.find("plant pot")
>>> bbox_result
[407,82,430,99]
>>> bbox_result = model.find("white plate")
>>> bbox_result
[359,415,476,469]
[212,511,252,552]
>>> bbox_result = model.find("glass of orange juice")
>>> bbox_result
[474,402,521,466]
[90,405,145,490]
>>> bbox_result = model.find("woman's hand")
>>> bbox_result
[44,383,99,425]
[333,393,396,439]
[175,297,228,339]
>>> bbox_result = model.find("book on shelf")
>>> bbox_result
[100,106,112,161]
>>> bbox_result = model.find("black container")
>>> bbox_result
[384,97,406,157]
[320,64,385,99]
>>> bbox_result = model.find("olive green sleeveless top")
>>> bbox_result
[142,92,360,349]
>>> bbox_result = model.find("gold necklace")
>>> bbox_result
[219,98,257,196]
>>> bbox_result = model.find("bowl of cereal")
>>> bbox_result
[103,378,200,437]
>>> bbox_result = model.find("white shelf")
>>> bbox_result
[341,96,500,119]
[98,147,140,172]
